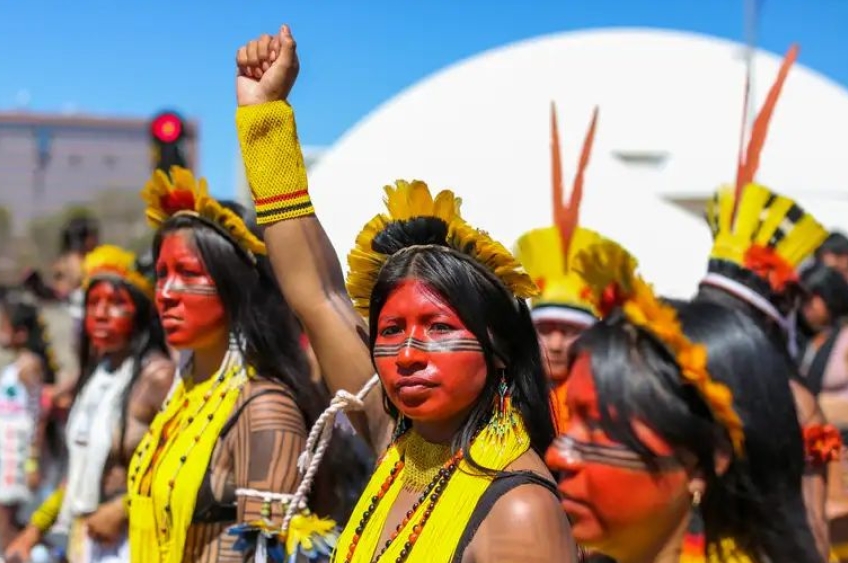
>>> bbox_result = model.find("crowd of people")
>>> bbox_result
[0,23,846,563]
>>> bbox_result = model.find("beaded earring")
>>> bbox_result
[490,370,517,437]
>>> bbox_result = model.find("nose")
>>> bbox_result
[545,435,585,474]
[395,338,427,372]
[91,300,109,320]
[157,277,179,304]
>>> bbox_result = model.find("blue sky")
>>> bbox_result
[1,0,846,199]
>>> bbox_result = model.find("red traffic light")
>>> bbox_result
[151,112,184,143]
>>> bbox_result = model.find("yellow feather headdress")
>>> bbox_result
[515,104,635,324]
[706,45,826,296]
[346,180,539,316]
[82,245,154,301]
[140,166,266,259]
[574,241,745,455]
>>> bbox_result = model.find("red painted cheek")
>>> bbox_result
[374,280,488,422]
[375,351,487,421]
[547,355,691,552]
[84,284,136,354]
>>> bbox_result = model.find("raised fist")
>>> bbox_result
[235,24,299,107]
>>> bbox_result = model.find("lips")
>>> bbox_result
[395,376,436,390]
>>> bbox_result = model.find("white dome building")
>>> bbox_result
[302,28,848,297]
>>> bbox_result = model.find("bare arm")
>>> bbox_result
[790,379,831,561]
[234,27,390,451]
[468,485,578,563]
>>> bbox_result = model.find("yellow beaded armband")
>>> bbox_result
[30,487,65,533]
[235,101,314,225]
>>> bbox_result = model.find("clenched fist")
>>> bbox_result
[236,24,300,107]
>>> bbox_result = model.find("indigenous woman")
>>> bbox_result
[234,24,577,562]
[0,297,56,550]
[5,245,174,563]
[695,44,834,558]
[514,104,634,431]
[127,175,356,563]
[546,243,821,562]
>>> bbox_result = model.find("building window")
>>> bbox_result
[69,154,83,167]
[104,155,118,169]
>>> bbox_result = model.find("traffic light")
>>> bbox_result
[149,111,187,173]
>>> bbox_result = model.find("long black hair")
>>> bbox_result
[77,274,169,458]
[368,217,555,462]
[151,200,322,426]
[151,201,371,522]
[571,300,819,562]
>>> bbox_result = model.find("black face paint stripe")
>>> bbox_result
[552,435,682,471]
[372,337,483,357]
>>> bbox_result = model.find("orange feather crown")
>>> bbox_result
[82,245,154,301]
[574,241,745,456]
[140,166,266,260]
[346,180,539,317]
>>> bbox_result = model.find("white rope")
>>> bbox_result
[280,373,381,535]
[235,488,297,503]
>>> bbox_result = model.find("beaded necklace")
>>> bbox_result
[127,350,247,536]
[344,433,463,563]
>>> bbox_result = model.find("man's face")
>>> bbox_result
[536,320,585,382]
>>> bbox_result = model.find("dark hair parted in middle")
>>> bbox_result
[368,216,556,463]
[570,298,819,562]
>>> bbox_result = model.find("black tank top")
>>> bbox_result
[450,470,559,562]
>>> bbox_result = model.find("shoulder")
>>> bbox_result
[17,352,44,378]
[238,378,307,434]
[471,480,575,563]
[140,352,176,389]
[469,452,577,563]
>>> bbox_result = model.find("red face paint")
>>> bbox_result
[84,281,136,354]
[373,280,488,423]
[536,320,584,382]
[545,354,691,557]
[155,232,228,350]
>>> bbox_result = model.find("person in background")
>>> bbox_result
[0,296,56,552]
[817,233,848,283]
[514,103,635,433]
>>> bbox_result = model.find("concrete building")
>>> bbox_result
[0,110,199,278]
[303,28,848,298]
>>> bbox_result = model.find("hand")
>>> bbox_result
[4,526,40,563]
[84,498,127,545]
[236,24,300,107]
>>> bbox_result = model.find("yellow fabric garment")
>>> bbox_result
[678,537,754,563]
[331,412,531,562]
[126,361,247,563]
[29,486,65,532]
[235,101,314,224]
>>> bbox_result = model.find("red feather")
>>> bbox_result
[160,190,196,215]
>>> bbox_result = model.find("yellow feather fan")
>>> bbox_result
[83,244,154,300]
[140,166,266,258]
[574,240,745,456]
[346,180,538,316]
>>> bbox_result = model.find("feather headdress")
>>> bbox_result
[141,166,266,259]
[83,245,154,300]
[346,180,538,316]
[706,44,826,296]
[574,241,745,455]
[514,103,635,325]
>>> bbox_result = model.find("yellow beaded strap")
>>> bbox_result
[236,101,314,225]
[126,353,248,563]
